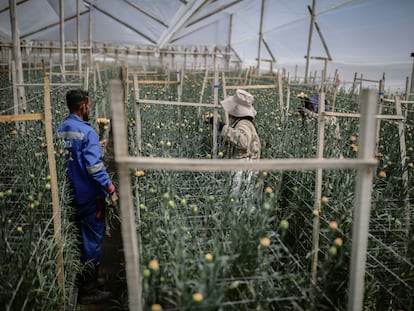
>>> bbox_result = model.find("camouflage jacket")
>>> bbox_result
[221,119,261,159]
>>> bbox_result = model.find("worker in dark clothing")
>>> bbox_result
[298,93,331,118]
[58,89,118,305]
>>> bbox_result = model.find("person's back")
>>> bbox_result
[57,89,117,305]
[216,89,262,204]
[58,114,109,208]
[221,117,261,159]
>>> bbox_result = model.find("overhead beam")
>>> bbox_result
[262,37,276,62]
[21,11,89,39]
[186,0,242,28]
[84,0,157,44]
[308,5,332,61]
[157,0,210,49]
[171,0,242,44]
[122,0,168,28]
[0,0,29,14]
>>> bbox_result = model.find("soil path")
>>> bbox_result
[84,129,127,310]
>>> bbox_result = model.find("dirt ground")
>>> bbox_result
[81,130,128,310]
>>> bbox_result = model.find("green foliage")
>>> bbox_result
[1,67,413,310]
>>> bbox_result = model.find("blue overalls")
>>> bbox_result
[58,114,114,266]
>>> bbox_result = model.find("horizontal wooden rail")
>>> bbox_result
[289,82,337,86]
[128,72,165,76]
[382,98,414,104]
[16,83,82,87]
[46,72,84,76]
[323,111,405,120]
[116,156,378,172]
[138,98,217,108]
[0,112,44,122]
[224,84,276,90]
[255,58,275,63]
[129,80,179,84]
[304,56,332,61]
[223,77,245,80]
[354,78,380,83]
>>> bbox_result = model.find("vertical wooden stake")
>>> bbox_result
[133,74,142,155]
[347,88,378,311]
[212,70,219,158]
[44,74,65,309]
[110,80,142,311]
[395,96,411,237]
[311,92,326,293]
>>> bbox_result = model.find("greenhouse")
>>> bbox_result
[0,0,413,310]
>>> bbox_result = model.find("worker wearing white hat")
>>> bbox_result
[213,89,261,205]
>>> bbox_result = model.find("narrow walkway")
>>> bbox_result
[84,129,127,310]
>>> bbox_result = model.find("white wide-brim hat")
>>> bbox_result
[220,89,256,118]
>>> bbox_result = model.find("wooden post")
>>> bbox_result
[59,0,65,82]
[212,70,219,158]
[310,91,326,294]
[351,72,358,94]
[375,80,384,152]
[44,73,65,310]
[133,74,142,155]
[96,62,102,87]
[347,88,378,311]
[109,80,142,311]
[395,96,411,238]
[332,69,339,109]
[285,75,291,123]
[84,67,89,90]
[11,61,18,116]
[176,68,182,102]
[277,74,284,121]
[221,71,229,124]
[198,69,209,118]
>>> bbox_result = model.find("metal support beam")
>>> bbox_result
[305,0,316,83]
[9,0,25,110]
[77,0,82,72]
[59,0,65,81]
[256,0,265,73]
[157,0,209,49]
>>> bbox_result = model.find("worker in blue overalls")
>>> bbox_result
[58,89,118,305]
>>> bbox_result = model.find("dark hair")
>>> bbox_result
[66,89,89,113]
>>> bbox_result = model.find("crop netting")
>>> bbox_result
[1,64,413,310]
[121,69,414,310]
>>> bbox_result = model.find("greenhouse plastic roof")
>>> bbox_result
[0,0,413,86]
